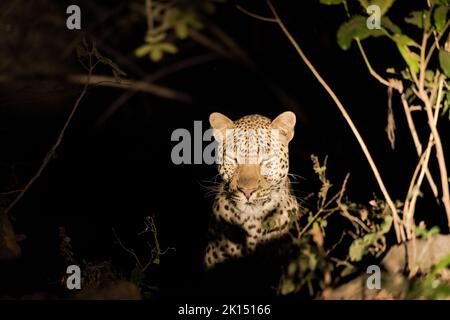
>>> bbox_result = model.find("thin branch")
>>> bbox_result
[112,228,143,270]
[356,40,400,90]
[418,31,429,97]
[403,139,435,238]
[189,29,228,56]
[0,190,23,196]
[266,0,405,242]
[403,91,440,276]
[298,173,350,238]
[424,76,450,228]
[96,53,218,127]
[146,0,154,33]
[68,74,193,104]
[236,5,277,23]
[401,94,439,198]
[425,19,450,68]
[4,51,95,215]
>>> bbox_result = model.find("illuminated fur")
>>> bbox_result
[204,112,300,269]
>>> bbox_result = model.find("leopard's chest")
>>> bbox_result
[213,193,295,238]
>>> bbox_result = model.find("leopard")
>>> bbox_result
[204,111,301,269]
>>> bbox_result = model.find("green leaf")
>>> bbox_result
[439,49,450,77]
[405,11,431,30]
[434,6,449,32]
[397,44,420,74]
[386,67,396,74]
[174,22,189,39]
[349,239,367,262]
[431,0,450,5]
[320,0,344,4]
[341,265,356,277]
[145,32,166,44]
[427,254,450,283]
[134,44,153,58]
[392,34,420,47]
[337,15,384,50]
[362,233,378,243]
[381,16,402,34]
[381,216,393,233]
[309,254,318,270]
[150,48,164,62]
[159,43,178,54]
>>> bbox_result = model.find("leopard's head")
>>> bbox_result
[209,112,296,205]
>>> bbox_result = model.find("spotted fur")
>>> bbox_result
[204,112,300,269]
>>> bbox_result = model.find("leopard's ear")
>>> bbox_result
[209,112,234,141]
[270,111,296,143]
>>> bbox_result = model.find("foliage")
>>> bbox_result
[279,155,395,297]
[407,254,450,299]
[134,0,224,62]
[319,0,450,251]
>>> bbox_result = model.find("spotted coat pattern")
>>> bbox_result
[204,114,300,269]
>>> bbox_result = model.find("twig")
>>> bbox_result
[425,19,450,68]
[68,74,193,104]
[112,228,144,270]
[236,5,276,23]
[189,29,228,56]
[298,173,350,238]
[265,0,405,242]
[400,94,438,197]
[424,76,450,228]
[4,48,95,215]
[0,190,23,196]
[114,216,174,273]
[356,40,400,90]
[96,53,218,126]
[146,0,154,34]
[403,139,435,239]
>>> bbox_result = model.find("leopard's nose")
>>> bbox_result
[238,187,256,200]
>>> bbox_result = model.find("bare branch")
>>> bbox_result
[266,0,405,242]
[4,46,95,215]
[400,94,439,198]
[236,5,276,23]
[68,74,193,104]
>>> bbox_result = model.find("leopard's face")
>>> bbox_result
[210,112,296,205]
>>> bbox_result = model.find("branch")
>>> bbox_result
[404,139,435,239]
[425,19,450,68]
[146,0,154,33]
[68,74,193,104]
[424,76,450,228]
[266,0,405,242]
[356,40,401,91]
[236,5,276,23]
[112,228,144,270]
[4,50,95,215]
[96,54,218,126]
[400,94,438,198]
[0,190,23,196]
